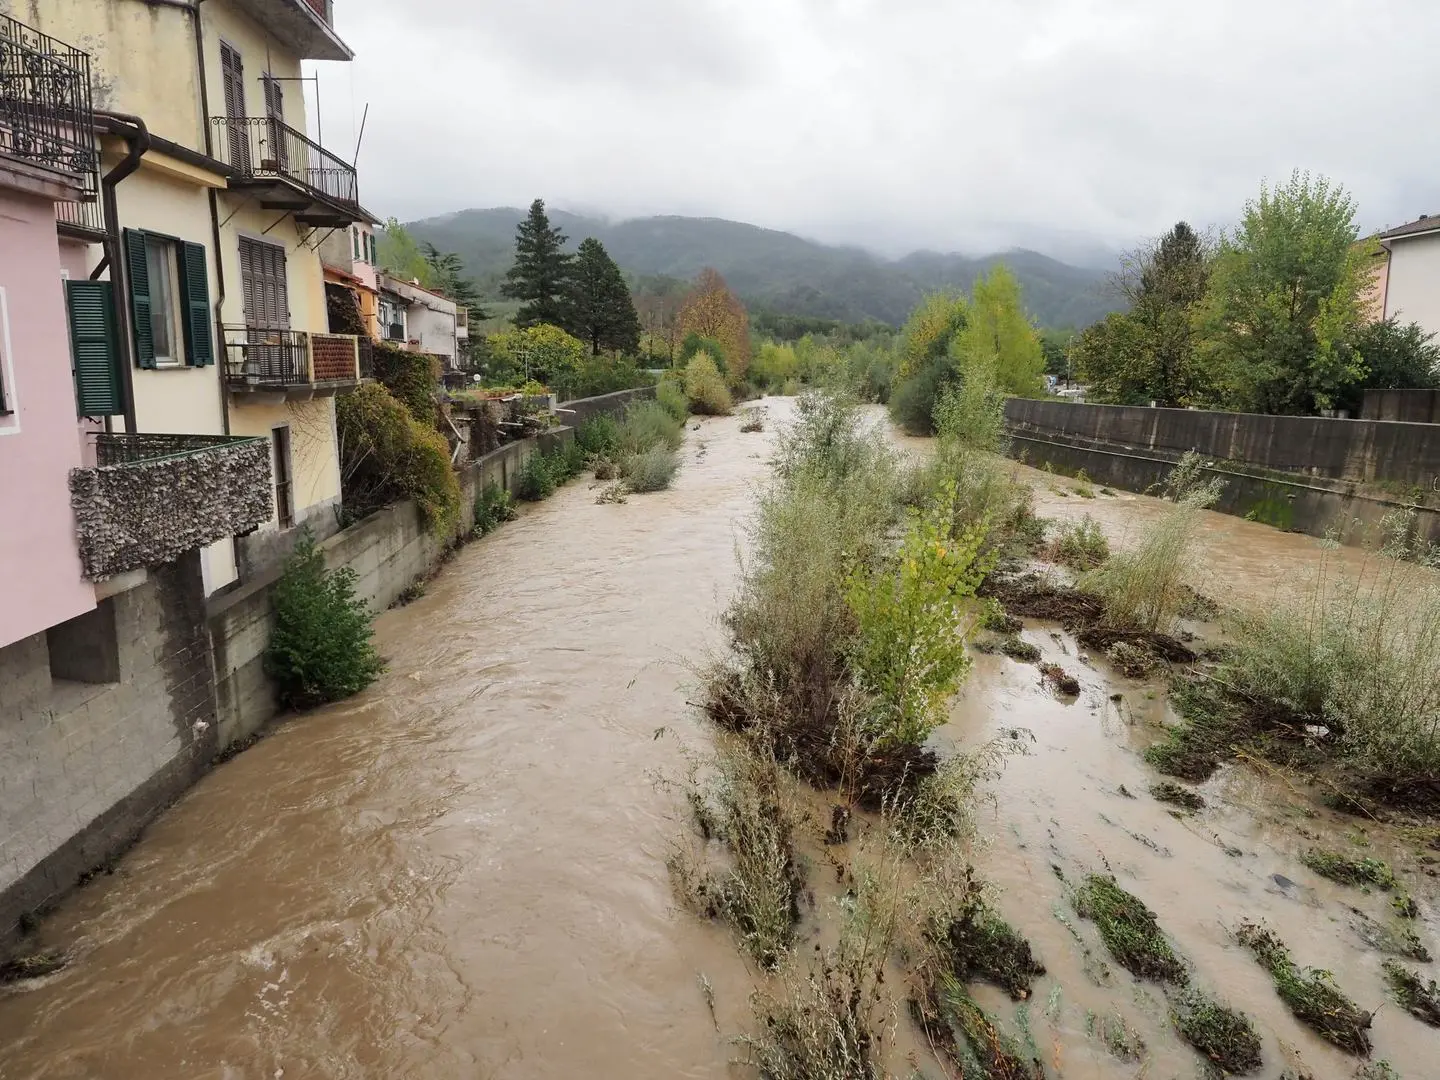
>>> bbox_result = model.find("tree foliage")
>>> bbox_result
[677,268,751,379]
[421,243,488,320]
[371,342,440,426]
[898,293,969,379]
[501,198,574,329]
[569,237,642,355]
[336,382,460,534]
[951,266,1045,396]
[1338,317,1440,412]
[376,217,435,288]
[1198,172,1365,414]
[487,323,587,387]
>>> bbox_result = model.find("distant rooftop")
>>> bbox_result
[1378,214,1440,242]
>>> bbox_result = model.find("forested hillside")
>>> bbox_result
[404,208,1118,329]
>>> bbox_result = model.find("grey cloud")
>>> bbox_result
[315,0,1440,258]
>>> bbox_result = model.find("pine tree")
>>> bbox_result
[568,237,641,355]
[421,243,488,321]
[501,198,573,329]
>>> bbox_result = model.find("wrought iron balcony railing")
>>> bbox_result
[223,326,361,391]
[0,14,98,181]
[211,115,359,214]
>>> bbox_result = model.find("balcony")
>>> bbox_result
[223,326,363,400]
[0,14,100,212]
[211,115,362,225]
[69,434,273,581]
[229,0,351,61]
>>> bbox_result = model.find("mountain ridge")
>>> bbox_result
[403,207,1121,329]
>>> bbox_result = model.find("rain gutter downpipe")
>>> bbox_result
[191,0,230,432]
[94,110,150,435]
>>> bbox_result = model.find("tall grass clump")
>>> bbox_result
[1080,468,1222,633]
[684,351,734,415]
[1217,512,1440,803]
[575,414,621,457]
[265,531,384,709]
[619,399,685,454]
[620,444,680,492]
[1046,515,1110,570]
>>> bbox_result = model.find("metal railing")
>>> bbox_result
[223,326,312,387]
[92,432,265,467]
[0,14,98,180]
[210,114,359,211]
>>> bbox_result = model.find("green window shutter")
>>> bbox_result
[66,279,124,416]
[179,241,215,366]
[123,228,155,368]
[351,227,359,259]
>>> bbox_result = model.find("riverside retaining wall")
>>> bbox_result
[1004,399,1440,546]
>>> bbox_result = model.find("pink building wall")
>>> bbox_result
[0,185,96,649]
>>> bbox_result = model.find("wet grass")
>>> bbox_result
[1382,959,1440,1026]
[1236,921,1372,1055]
[1348,906,1432,962]
[1085,1008,1147,1062]
[746,959,884,1080]
[1171,988,1264,1075]
[1300,849,1396,890]
[941,896,1046,1000]
[671,744,804,970]
[1150,781,1207,811]
[1144,677,1249,781]
[1073,874,1188,984]
[916,976,1045,1080]
[978,599,1022,635]
[1045,515,1109,570]
[1039,662,1081,695]
[1000,637,1041,663]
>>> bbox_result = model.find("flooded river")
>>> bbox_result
[2,403,1435,1079]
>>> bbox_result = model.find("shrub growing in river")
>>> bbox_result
[575,415,621,457]
[619,399,685,454]
[684,352,733,415]
[620,444,680,492]
[265,531,384,710]
[656,377,689,422]
[1046,515,1110,570]
[472,483,516,535]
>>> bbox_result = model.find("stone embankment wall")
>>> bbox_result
[1004,399,1440,545]
[2,389,650,953]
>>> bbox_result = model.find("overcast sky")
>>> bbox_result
[308,0,1438,264]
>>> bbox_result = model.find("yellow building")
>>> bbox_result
[17,0,370,588]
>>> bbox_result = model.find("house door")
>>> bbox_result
[220,43,249,170]
[239,237,292,380]
[262,75,289,173]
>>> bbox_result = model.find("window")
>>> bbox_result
[238,236,289,329]
[351,227,360,260]
[379,294,405,341]
[272,425,294,528]
[123,230,214,368]
[0,285,12,421]
[145,236,183,366]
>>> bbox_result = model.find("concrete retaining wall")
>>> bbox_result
[1004,398,1440,545]
[557,385,656,428]
[1361,388,1440,425]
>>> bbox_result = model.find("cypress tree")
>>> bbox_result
[569,237,642,355]
[501,198,573,328]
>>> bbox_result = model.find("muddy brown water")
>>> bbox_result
[2,403,1435,1079]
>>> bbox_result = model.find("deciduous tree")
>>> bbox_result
[677,268,751,379]
[951,265,1045,396]
[376,218,436,288]
[501,198,574,330]
[567,238,641,355]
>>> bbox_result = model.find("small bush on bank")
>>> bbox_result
[684,352,734,415]
[656,378,689,422]
[515,442,584,501]
[620,400,685,454]
[1047,516,1110,569]
[265,531,384,710]
[620,445,680,492]
[473,483,516,535]
[575,415,621,457]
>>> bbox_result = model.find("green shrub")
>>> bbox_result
[473,483,516,535]
[264,531,384,710]
[575,415,621,457]
[619,400,684,453]
[515,450,559,501]
[656,378,689,421]
[846,481,989,748]
[888,354,954,435]
[620,445,680,492]
[337,381,461,534]
[553,355,656,400]
[1048,516,1110,569]
[371,342,440,426]
[684,352,734,415]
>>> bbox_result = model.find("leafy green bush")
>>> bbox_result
[1048,516,1110,569]
[888,354,953,435]
[576,415,621,457]
[371,342,440,426]
[656,378,689,421]
[619,400,685,453]
[553,355,657,401]
[846,482,989,748]
[515,442,583,501]
[684,352,734,415]
[473,483,516,535]
[264,531,383,710]
[337,382,461,534]
[620,444,680,492]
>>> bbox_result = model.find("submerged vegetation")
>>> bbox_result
[1236,921,1372,1055]
[1383,960,1440,1026]
[1073,874,1187,984]
[1300,849,1396,890]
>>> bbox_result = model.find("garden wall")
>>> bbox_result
[1004,398,1440,546]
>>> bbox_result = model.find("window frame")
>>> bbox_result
[144,234,185,368]
[272,424,295,529]
[0,286,16,430]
